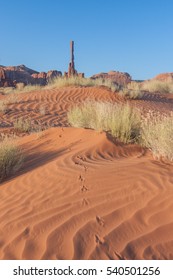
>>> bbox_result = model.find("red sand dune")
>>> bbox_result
[0,86,173,260]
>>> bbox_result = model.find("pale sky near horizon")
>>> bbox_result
[0,0,173,80]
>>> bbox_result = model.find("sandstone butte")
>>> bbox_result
[0,64,62,87]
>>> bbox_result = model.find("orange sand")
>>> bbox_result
[0,86,173,260]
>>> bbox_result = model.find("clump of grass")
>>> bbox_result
[142,80,173,94]
[68,101,141,143]
[0,87,15,95]
[118,88,144,99]
[127,81,142,91]
[0,139,23,182]
[13,117,42,133]
[14,118,32,133]
[0,100,8,113]
[48,76,119,92]
[22,84,42,93]
[0,84,42,95]
[15,83,25,90]
[0,93,20,114]
[141,111,173,160]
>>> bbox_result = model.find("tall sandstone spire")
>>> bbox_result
[68,40,76,77]
[64,41,84,78]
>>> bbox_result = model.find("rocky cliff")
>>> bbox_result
[0,65,62,87]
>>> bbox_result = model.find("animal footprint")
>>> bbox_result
[96,216,105,226]
[78,174,85,181]
[81,185,88,192]
[95,234,104,245]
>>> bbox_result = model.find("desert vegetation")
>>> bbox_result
[0,138,23,182]
[142,80,173,94]
[48,76,119,92]
[13,118,42,133]
[0,100,8,113]
[0,84,42,95]
[141,111,173,160]
[68,101,141,143]
[118,88,144,99]
[68,101,173,161]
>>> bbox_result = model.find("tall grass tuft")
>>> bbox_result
[141,112,173,160]
[47,76,119,92]
[142,80,173,94]
[0,100,8,113]
[118,88,144,99]
[14,118,33,133]
[0,139,23,182]
[13,117,43,133]
[68,101,141,143]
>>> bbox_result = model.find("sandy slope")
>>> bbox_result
[0,86,173,260]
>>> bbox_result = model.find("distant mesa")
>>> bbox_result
[152,72,173,82]
[91,71,132,86]
[0,65,62,87]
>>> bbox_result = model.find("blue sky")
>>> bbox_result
[0,0,173,80]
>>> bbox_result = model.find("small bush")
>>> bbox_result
[0,139,23,182]
[68,101,141,143]
[141,112,173,160]
[14,118,42,133]
[0,100,7,113]
[14,118,33,133]
[118,88,144,99]
[142,80,173,94]
[127,81,142,91]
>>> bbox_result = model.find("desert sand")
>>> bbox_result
[0,86,173,260]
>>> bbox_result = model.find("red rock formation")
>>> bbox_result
[0,68,6,86]
[46,70,62,81]
[65,41,84,78]
[91,71,131,86]
[153,73,173,82]
[0,65,62,87]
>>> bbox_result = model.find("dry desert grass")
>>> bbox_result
[141,111,173,160]
[68,101,173,161]
[48,76,119,92]
[0,138,23,182]
[68,101,141,143]
[142,80,173,94]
